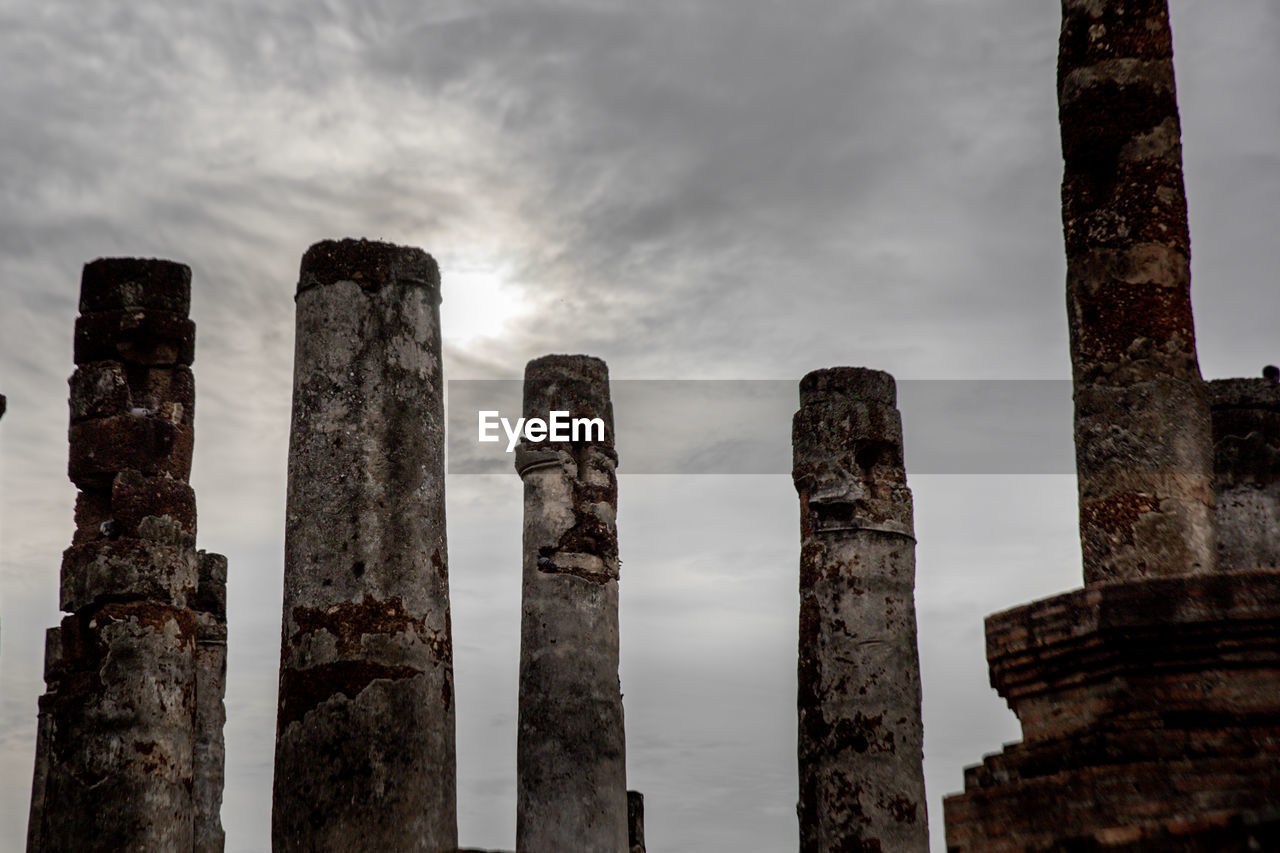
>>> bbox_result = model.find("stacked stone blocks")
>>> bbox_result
[27,258,226,853]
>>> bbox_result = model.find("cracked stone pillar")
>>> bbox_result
[27,257,225,852]
[515,354,627,853]
[792,368,929,853]
[273,239,456,852]
[1059,0,1215,584]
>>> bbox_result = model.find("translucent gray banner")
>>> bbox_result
[447,379,1075,475]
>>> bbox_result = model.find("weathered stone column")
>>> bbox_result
[1060,0,1215,584]
[1209,373,1280,573]
[792,368,929,853]
[273,239,456,852]
[515,354,628,853]
[27,257,225,852]
[193,551,228,853]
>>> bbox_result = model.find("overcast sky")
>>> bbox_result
[1,2,1277,851]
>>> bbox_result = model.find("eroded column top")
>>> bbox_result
[522,354,614,440]
[794,366,911,536]
[799,366,896,408]
[297,238,440,300]
[80,258,191,314]
[1209,375,1280,412]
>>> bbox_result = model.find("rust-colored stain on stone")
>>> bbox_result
[291,596,450,661]
[97,600,198,646]
[277,660,422,728]
[1080,491,1159,546]
[1072,280,1195,367]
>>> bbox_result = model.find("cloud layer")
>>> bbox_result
[1,2,1277,850]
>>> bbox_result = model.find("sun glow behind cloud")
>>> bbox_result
[438,258,531,347]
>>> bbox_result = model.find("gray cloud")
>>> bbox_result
[1,1,1277,850]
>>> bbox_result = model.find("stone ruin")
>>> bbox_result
[18,1,1280,850]
[793,368,928,853]
[274,241,457,851]
[26,259,226,853]
[942,0,1280,849]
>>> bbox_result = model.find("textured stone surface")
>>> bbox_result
[792,367,929,853]
[194,551,227,853]
[943,571,1280,851]
[944,5,1280,849]
[273,239,456,852]
[627,790,646,853]
[28,255,225,853]
[516,355,628,853]
[1209,377,1280,573]
[1059,0,1215,585]
[34,605,198,852]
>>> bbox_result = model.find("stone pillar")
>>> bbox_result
[515,354,628,853]
[193,551,228,853]
[273,239,456,852]
[792,368,929,853]
[1059,0,1215,584]
[27,257,225,852]
[627,790,646,853]
[1208,374,1280,573]
[944,5,1280,848]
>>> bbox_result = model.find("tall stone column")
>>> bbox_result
[515,355,628,853]
[792,368,929,853]
[944,6,1280,847]
[27,258,225,852]
[273,239,456,852]
[1060,0,1215,584]
[193,551,228,853]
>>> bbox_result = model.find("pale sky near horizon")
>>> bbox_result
[1,2,1277,851]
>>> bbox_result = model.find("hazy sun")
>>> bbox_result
[438,259,529,346]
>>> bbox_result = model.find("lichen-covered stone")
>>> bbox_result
[944,6,1280,850]
[29,257,224,853]
[1210,378,1280,573]
[793,367,929,853]
[273,239,456,852]
[194,552,227,853]
[1058,0,1215,584]
[516,355,628,853]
